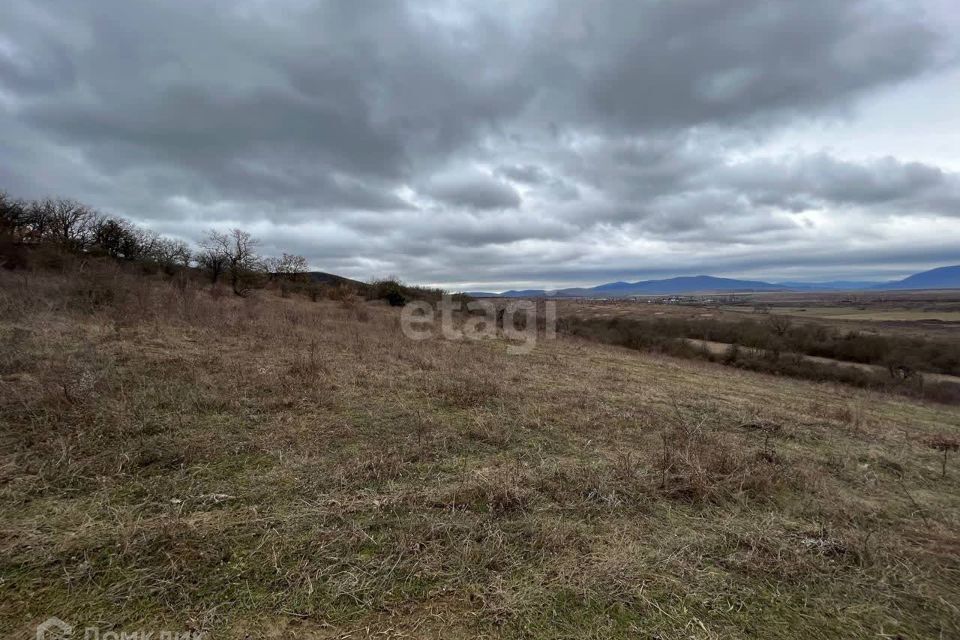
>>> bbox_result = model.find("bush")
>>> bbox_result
[385,290,407,307]
[368,278,411,306]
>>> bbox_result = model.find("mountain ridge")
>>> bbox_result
[464,264,960,297]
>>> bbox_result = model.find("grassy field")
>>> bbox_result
[560,296,960,330]
[3,266,960,639]
[726,307,960,322]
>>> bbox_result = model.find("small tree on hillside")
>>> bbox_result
[150,237,192,274]
[768,314,792,337]
[202,229,264,296]
[265,252,309,296]
[197,247,229,284]
[0,192,27,240]
[21,200,54,243]
[289,254,309,278]
[91,217,143,261]
[44,198,98,251]
[272,253,309,281]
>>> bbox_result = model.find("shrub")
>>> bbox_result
[927,435,960,477]
[369,278,409,306]
[385,290,407,307]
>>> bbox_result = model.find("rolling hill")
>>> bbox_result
[307,271,365,288]
[879,265,960,290]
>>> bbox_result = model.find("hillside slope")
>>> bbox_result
[2,265,959,639]
[306,271,365,287]
[881,264,960,290]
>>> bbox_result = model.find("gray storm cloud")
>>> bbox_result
[1,0,959,289]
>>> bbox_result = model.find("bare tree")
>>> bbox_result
[767,314,792,337]
[265,252,309,296]
[202,229,264,296]
[0,191,27,240]
[91,217,144,261]
[134,229,162,259]
[264,256,281,281]
[266,252,309,281]
[45,198,98,250]
[196,247,229,284]
[149,237,192,274]
[22,199,54,243]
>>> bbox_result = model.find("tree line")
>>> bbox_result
[560,313,960,404]
[0,191,308,296]
[561,313,960,376]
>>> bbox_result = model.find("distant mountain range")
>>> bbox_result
[465,265,960,298]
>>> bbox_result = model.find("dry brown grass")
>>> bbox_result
[2,263,960,638]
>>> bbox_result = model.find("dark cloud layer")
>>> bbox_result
[1,0,958,289]
[421,171,521,210]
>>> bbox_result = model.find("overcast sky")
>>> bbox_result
[2,1,959,291]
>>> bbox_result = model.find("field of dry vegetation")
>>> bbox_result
[3,261,960,639]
